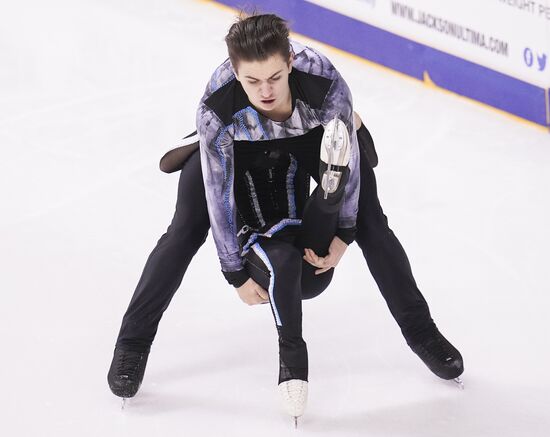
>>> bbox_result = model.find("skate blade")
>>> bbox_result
[321,171,342,198]
[323,135,345,161]
[121,397,128,410]
[294,416,298,429]
[322,119,347,167]
[453,377,464,390]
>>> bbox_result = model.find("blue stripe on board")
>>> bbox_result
[215,0,548,127]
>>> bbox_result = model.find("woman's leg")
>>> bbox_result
[244,238,308,384]
[295,184,344,299]
[295,156,350,297]
[289,119,351,300]
[115,150,210,351]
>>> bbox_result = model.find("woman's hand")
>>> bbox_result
[236,278,269,305]
[303,236,348,275]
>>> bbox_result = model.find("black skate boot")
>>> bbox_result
[408,329,464,383]
[107,347,150,399]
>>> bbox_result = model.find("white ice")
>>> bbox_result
[1,0,549,436]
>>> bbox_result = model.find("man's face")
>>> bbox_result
[234,53,293,118]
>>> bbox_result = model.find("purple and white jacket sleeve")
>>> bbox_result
[318,69,361,240]
[197,105,250,286]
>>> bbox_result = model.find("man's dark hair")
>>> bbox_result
[225,13,291,71]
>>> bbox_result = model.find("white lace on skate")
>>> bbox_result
[321,116,351,197]
[278,379,308,418]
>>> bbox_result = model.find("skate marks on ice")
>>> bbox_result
[111,388,264,417]
[302,379,548,437]
[110,355,275,419]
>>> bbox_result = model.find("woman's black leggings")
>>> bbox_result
[242,178,348,383]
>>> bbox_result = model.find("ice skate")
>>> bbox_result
[159,131,199,173]
[320,115,351,198]
[408,329,464,386]
[453,377,464,389]
[278,379,308,427]
[107,347,150,407]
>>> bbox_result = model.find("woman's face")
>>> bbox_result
[234,53,293,120]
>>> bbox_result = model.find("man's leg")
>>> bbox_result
[116,150,209,351]
[354,133,435,343]
[354,125,463,380]
[108,150,209,399]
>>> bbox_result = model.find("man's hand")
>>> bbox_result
[236,278,269,305]
[303,236,348,275]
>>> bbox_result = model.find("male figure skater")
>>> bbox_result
[108,14,464,417]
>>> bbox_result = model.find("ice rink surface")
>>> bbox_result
[1,0,549,436]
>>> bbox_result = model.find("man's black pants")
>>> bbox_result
[115,127,436,353]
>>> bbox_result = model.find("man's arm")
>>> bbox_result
[319,70,361,244]
[196,105,250,287]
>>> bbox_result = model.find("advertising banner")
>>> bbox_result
[215,0,550,127]
[307,0,550,87]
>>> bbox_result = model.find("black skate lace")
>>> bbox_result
[116,351,143,378]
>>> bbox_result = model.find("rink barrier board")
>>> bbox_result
[213,0,550,129]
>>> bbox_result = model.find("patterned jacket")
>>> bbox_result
[197,40,360,280]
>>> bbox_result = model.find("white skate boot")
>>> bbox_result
[320,116,351,198]
[278,379,308,427]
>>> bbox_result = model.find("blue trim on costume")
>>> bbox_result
[241,218,303,255]
[235,108,253,141]
[214,125,235,233]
